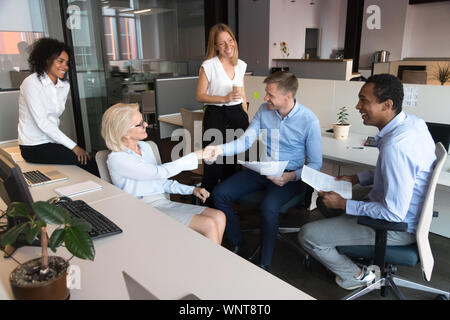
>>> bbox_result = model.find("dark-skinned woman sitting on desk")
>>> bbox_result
[18,37,99,176]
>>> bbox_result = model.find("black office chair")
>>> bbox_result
[236,184,314,262]
[336,143,449,300]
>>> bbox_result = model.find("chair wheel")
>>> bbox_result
[435,294,449,300]
[390,265,397,274]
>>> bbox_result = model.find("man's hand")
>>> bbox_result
[267,171,296,187]
[336,175,359,186]
[193,187,210,203]
[72,145,90,165]
[318,191,347,210]
[203,145,223,163]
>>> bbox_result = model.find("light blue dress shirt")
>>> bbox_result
[107,141,198,197]
[346,112,437,233]
[222,100,323,180]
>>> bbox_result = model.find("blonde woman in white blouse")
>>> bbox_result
[101,103,226,244]
[196,23,249,204]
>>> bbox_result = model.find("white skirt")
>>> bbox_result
[142,193,207,226]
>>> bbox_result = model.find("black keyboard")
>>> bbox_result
[23,170,51,184]
[55,200,122,239]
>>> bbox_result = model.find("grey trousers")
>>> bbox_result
[298,213,416,282]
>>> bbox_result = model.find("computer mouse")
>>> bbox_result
[48,196,71,204]
[58,196,72,203]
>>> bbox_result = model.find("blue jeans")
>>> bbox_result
[212,169,307,266]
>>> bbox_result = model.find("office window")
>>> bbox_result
[103,17,118,61]
[118,17,138,60]
[0,32,44,89]
[102,8,138,61]
[0,0,47,90]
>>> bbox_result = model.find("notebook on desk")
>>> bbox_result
[23,167,68,187]
[54,180,102,197]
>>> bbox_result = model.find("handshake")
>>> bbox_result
[194,145,223,163]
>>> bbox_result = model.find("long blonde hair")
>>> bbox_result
[205,23,239,66]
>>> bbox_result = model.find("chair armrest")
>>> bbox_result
[357,216,408,232]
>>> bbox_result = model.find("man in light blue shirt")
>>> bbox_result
[298,74,436,290]
[211,71,322,269]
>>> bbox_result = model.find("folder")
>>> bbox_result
[55,180,103,197]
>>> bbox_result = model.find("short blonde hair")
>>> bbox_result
[101,103,139,152]
[205,23,239,66]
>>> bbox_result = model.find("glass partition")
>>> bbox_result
[0,0,47,90]
[100,0,205,106]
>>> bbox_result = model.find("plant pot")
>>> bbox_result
[10,256,70,300]
[333,124,351,140]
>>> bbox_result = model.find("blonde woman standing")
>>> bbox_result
[196,23,249,203]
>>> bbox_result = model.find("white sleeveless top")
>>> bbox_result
[201,56,247,107]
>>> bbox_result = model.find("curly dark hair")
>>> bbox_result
[28,38,71,81]
[366,74,404,115]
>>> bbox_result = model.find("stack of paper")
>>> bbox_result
[301,165,352,199]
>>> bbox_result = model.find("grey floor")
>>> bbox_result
[159,137,450,301]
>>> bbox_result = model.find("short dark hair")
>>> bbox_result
[365,74,404,115]
[264,71,298,97]
[28,38,71,81]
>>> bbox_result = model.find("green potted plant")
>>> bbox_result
[333,106,351,140]
[0,201,95,300]
[432,63,450,86]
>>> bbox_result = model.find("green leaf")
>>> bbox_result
[0,223,28,247]
[32,201,70,225]
[49,229,65,252]
[25,221,45,244]
[64,226,95,261]
[68,218,92,232]
[7,202,32,219]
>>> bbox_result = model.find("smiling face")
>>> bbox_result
[264,83,292,112]
[356,83,394,130]
[215,31,235,59]
[123,110,148,144]
[46,51,69,84]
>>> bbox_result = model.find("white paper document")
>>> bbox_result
[301,165,352,199]
[55,180,103,197]
[238,160,289,177]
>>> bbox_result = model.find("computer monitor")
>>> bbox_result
[426,122,450,152]
[0,148,35,231]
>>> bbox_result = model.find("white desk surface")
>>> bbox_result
[0,163,313,300]
[321,130,377,167]
[158,110,204,127]
[158,114,183,127]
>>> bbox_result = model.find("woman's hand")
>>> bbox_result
[72,145,90,165]
[195,146,222,162]
[224,90,242,103]
[193,187,210,203]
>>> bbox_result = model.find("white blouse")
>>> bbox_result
[18,72,76,150]
[201,56,247,106]
[107,141,198,197]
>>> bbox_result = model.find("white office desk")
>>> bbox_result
[321,130,377,167]
[0,163,313,300]
[158,110,204,139]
